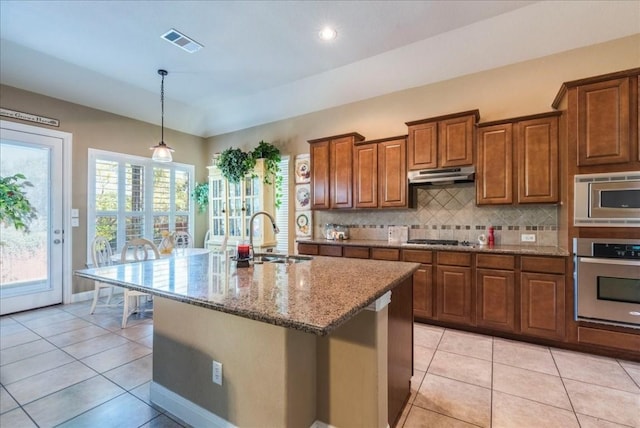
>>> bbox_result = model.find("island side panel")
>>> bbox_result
[316,305,389,428]
[388,276,414,426]
[151,297,316,428]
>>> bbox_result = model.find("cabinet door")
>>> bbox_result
[227,181,244,239]
[577,77,631,166]
[407,121,437,170]
[208,175,227,241]
[476,269,515,332]
[354,143,378,208]
[516,116,559,204]
[476,123,513,205]
[436,265,473,324]
[521,272,565,340]
[378,138,407,208]
[330,137,353,209]
[413,264,434,319]
[310,141,330,209]
[439,115,475,167]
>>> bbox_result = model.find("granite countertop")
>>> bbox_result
[298,238,570,257]
[75,253,419,336]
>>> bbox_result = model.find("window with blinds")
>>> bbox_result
[88,149,194,261]
[275,155,290,253]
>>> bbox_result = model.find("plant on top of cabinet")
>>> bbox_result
[216,148,256,183]
[252,140,281,185]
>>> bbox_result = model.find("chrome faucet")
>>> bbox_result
[249,211,280,260]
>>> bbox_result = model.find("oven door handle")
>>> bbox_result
[578,257,640,267]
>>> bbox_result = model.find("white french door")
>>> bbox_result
[0,121,69,315]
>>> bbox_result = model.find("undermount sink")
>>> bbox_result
[253,253,313,264]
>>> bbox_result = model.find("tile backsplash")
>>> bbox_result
[313,183,558,246]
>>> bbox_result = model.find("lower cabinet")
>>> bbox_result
[476,269,515,332]
[412,265,434,319]
[435,252,472,324]
[520,271,565,340]
[475,254,516,332]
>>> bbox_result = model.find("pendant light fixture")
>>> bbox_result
[150,69,174,162]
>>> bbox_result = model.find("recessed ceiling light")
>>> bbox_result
[318,26,337,41]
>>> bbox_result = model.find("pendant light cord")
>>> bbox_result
[160,72,165,144]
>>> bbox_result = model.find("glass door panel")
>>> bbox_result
[1,125,64,315]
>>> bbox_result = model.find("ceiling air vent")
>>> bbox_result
[161,28,203,53]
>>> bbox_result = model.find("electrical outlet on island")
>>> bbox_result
[521,234,536,243]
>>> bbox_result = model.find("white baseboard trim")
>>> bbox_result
[71,288,124,303]
[150,382,236,428]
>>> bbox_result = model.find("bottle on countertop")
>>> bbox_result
[488,226,495,247]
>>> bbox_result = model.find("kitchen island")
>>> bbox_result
[76,252,419,427]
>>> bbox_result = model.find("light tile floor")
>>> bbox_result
[1,302,639,427]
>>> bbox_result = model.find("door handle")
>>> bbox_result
[53,239,62,244]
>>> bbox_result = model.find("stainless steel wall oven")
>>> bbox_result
[574,238,640,329]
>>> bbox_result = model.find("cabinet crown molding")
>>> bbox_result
[405,109,480,126]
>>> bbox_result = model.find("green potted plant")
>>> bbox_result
[215,148,256,183]
[0,173,37,232]
[191,182,209,213]
[251,140,281,185]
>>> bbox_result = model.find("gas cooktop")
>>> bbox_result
[405,239,473,247]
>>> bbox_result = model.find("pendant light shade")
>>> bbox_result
[150,69,174,162]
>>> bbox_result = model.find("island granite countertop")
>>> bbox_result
[298,238,570,257]
[75,252,419,336]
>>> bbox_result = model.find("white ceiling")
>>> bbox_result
[1,1,638,138]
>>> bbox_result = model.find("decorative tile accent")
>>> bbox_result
[314,183,558,245]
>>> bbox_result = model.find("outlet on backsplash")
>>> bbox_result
[521,234,536,243]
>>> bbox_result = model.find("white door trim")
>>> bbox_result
[1,120,73,305]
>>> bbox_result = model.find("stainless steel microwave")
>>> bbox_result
[574,171,640,227]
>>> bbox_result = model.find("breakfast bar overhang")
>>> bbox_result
[75,252,419,427]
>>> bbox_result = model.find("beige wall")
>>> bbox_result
[2,34,638,293]
[0,86,209,293]
[206,34,640,250]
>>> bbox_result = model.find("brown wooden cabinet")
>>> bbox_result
[576,77,631,166]
[353,142,378,208]
[477,123,513,204]
[406,110,479,170]
[403,249,434,320]
[475,254,516,332]
[436,252,473,324]
[308,133,365,210]
[477,112,559,205]
[378,137,407,208]
[520,256,565,341]
[353,136,407,209]
[516,116,559,203]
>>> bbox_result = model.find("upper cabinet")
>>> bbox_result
[308,133,365,210]
[406,110,479,170]
[552,68,640,171]
[354,136,407,209]
[477,112,560,205]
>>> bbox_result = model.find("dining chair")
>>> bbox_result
[120,237,160,328]
[89,236,119,314]
[203,229,211,247]
[173,231,193,249]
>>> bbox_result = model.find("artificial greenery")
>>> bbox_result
[0,173,37,232]
[215,148,256,183]
[191,182,209,213]
[252,140,281,186]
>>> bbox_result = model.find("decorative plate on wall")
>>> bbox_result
[294,154,310,184]
[295,183,311,210]
[295,211,311,237]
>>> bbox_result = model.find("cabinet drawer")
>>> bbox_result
[521,256,565,274]
[319,245,343,257]
[577,326,640,352]
[476,254,515,270]
[402,249,433,264]
[343,246,370,259]
[371,248,400,261]
[297,243,319,256]
[437,251,471,267]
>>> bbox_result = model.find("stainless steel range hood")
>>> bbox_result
[408,166,475,185]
